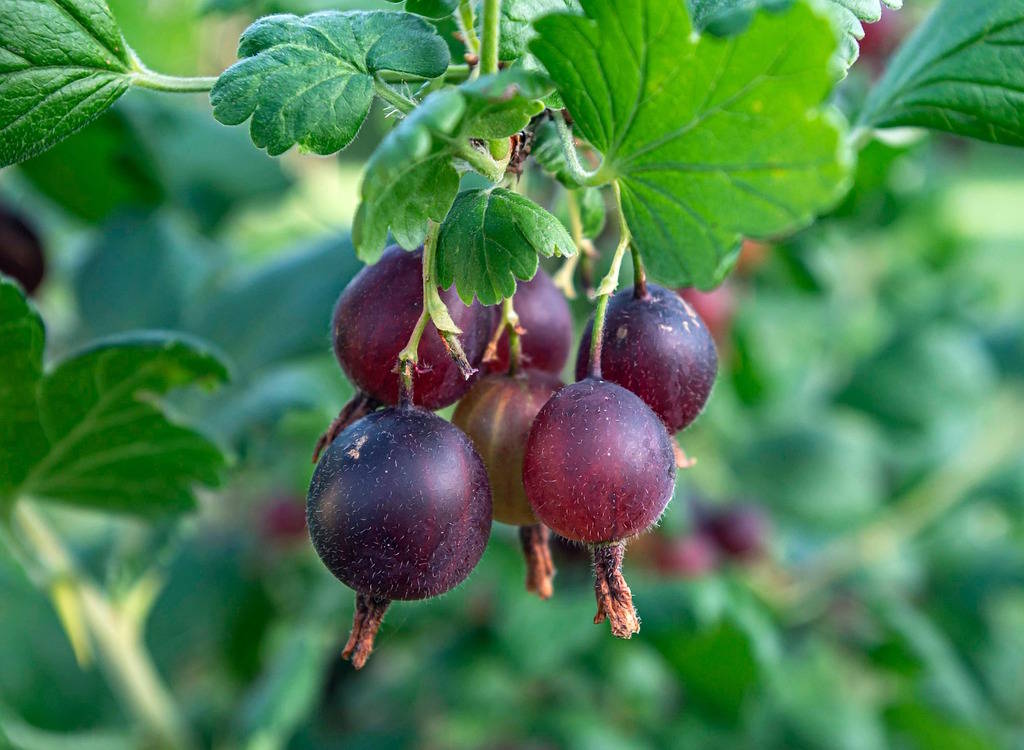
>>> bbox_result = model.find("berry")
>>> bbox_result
[0,205,45,294]
[523,377,676,636]
[577,284,717,434]
[487,271,572,375]
[332,245,492,410]
[452,369,563,598]
[653,533,719,579]
[260,494,307,544]
[699,503,767,560]
[307,406,492,667]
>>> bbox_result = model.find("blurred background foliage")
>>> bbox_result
[2,2,1023,749]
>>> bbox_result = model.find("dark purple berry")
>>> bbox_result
[453,369,564,598]
[332,245,492,410]
[307,406,492,667]
[577,284,717,433]
[487,271,572,375]
[700,503,767,560]
[0,205,45,294]
[654,533,719,578]
[523,377,676,637]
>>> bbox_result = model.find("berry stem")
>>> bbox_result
[587,182,632,378]
[342,593,391,670]
[592,541,640,638]
[503,295,523,375]
[631,242,648,299]
[519,524,555,599]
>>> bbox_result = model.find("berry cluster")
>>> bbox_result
[307,246,718,667]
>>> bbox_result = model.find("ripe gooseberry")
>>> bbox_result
[697,502,767,560]
[314,245,493,460]
[485,270,572,375]
[523,377,676,637]
[576,283,717,438]
[307,404,492,668]
[453,369,563,598]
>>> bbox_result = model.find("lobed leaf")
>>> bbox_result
[0,278,228,516]
[531,0,851,288]
[858,0,1024,147]
[0,0,132,167]
[353,70,551,263]
[390,0,459,19]
[437,187,576,304]
[211,10,450,156]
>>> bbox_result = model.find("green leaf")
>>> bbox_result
[352,88,465,262]
[858,0,1024,147]
[0,278,228,516]
[211,10,450,156]
[531,118,577,187]
[0,279,47,502]
[531,0,851,288]
[459,68,551,139]
[688,0,903,68]
[16,107,164,224]
[437,187,576,304]
[0,0,132,167]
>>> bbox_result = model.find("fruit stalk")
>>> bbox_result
[631,242,648,299]
[519,524,555,599]
[587,182,632,378]
[592,541,640,638]
[342,593,391,670]
[503,296,523,375]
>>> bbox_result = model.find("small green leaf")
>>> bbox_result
[352,88,466,262]
[437,188,576,305]
[0,0,132,167]
[858,0,1024,147]
[531,0,851,288]
[459,68,551,139]
[0,278,228,516]
[211,10,450,156]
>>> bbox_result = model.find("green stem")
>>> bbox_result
[132,71,217,93]
[480,0,501,76]
[631,242,648,298]
[379,64,472,84]
[588,182,631,378]
[10,502,193,749]
[373,78,416,114]
[503,295,522,375]
[454,141,507,182]
[457,0,482,62]
[555,110,605,187]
